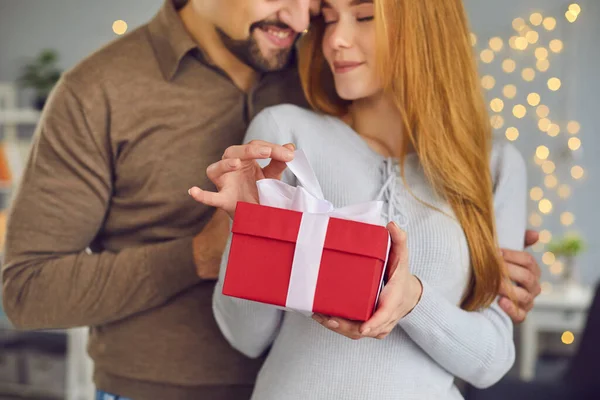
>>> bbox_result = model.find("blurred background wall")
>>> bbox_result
[0,1,598,399]
[0,0,597,284]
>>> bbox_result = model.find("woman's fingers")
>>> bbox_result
[312,314,363,340]
[360,293,394,336]
[262,143,295,179]
[222,141,294,162]
[385,222,408,279]
[188,186,232,214]
[206,158,241,185]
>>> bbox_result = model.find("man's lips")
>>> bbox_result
[258,25,297,48]
[333,61,365,74]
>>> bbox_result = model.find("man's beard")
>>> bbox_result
[216,21,297,72]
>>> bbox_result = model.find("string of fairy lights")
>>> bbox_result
[474,4,585,346]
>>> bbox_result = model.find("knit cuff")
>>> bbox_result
[398,278,450,335]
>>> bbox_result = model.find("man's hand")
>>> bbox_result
[312,222,422,340]
[499,230,542,324]
[192,208,231,280]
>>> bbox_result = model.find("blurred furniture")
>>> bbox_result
[0,108,41,125]
[66,328,95,400]
[0,83,41,125]
[466,283,600,400]
[0,83,18,193]
[0,81,38,325]
[1,82,94,400]
[0,82,40,195]
[0,331,66,399]
[519,283,593,381]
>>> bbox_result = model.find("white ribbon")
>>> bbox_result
[257,150,386,313]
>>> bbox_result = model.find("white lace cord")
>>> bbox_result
[376,158,409,228]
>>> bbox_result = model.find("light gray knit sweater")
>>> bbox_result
[213,104,527,400]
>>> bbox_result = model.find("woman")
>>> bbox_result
[189,0,527,398]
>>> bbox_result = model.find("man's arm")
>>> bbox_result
[1,77,214,330]
[492,141,542,323]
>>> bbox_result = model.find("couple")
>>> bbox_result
[1,0,541,399]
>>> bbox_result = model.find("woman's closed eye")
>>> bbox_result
[323,15,375,26]
[322,10,338,25]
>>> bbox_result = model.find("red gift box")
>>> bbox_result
[223,202,390,321]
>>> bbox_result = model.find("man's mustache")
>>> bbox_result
[251,20,294,32]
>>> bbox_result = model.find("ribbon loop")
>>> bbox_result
[285,150,326,200]
[257,150,384,223]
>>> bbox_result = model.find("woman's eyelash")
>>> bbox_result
[323,16,374,25]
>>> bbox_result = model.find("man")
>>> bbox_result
[1,0,540,399]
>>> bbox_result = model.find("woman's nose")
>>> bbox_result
[328,20,354,50]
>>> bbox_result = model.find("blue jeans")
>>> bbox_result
[96,391,132,400]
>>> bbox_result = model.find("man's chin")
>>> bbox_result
[251,48,294,72]
[251,29,296,71]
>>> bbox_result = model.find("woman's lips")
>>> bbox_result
[333,61,365,74]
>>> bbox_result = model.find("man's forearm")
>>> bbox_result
[2,236,200,330]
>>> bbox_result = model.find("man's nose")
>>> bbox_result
[278,0,312,32]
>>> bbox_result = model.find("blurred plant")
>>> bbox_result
[547,234,586,258]
[18,49,61,109]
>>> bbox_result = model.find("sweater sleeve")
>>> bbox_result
[1,77,201,330]
[212,108,295,358]
[398,143,527,388]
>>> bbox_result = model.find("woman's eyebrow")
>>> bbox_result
[322,0,374,10]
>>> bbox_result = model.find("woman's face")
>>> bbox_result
[321,0,380,101]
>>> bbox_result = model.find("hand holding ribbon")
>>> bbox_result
[188,140,295,218]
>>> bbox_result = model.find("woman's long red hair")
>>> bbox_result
[298,0,507,310]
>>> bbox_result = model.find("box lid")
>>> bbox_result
[232,202,389,262]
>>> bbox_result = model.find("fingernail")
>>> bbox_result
[259,147,271,156]
[327,320,339,329]
[228,159,239,168]
[361,327,371,335]
[498,249,504,257]
[284,149,294,159]
[188,189,191,195]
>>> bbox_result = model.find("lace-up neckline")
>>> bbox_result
[376,157,409,228]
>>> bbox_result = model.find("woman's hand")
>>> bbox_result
[312,222,423,340]
[188,141,295,218]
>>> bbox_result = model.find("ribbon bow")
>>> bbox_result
[256,150,387,313]
[257,150,385,225]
